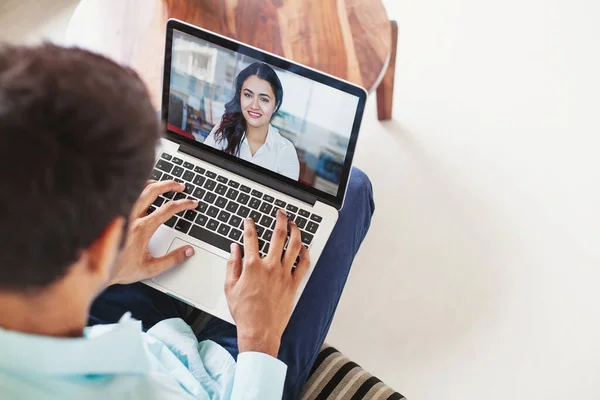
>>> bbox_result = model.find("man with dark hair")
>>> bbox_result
[0,44,375,400]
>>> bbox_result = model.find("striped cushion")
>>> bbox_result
[299,345,405,400]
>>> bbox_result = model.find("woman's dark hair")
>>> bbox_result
[213,62,283,155]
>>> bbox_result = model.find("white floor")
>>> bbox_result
[2,1,600,399]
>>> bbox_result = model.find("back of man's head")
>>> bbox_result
[0,44,159,291]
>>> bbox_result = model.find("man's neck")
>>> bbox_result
[0,283,89,338]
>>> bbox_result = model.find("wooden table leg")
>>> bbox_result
[377,20,398,121]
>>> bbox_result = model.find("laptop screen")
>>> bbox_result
[165,26,364,204]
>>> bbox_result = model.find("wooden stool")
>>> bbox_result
[67,0,398,120]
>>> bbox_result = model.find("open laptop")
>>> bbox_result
[144,19,367,324]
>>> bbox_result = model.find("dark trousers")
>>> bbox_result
[89,168,375,400]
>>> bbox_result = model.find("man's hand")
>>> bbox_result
[110,180,198,285]
[225,209,310,357]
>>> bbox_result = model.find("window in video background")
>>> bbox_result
[168,31,359,196]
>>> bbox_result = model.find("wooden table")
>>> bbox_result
[66,0,397,120]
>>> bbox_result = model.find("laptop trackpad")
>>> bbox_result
[152,238,226,309]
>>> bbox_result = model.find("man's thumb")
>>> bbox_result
[154,245,195,274]
[226,243,242,288]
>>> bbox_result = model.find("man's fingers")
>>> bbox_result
[282,221,302,267]
[134,180,185,217]
[243,218,260,258]
[147,199,198,230]
[226,243,243,291]
[293,245,310,286]
[152,244,195,275]
[267,209,288,260]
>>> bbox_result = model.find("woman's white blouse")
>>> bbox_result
[203,124,300,180]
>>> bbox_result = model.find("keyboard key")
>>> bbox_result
[183,161,194,170]
[172,166,184,177]
[263,229,273,241]
[215,184,227,195]
[206,218,219,231]
[249,197,261,210]
[161,153,172,160]
[184,210,197,222]
[194,166,205,174]
[217,175,228,183]
[193,187,205,199]
[174,192,186,201]
[255,225,265,238]
[301,231,313,245]
[204,179,216,191]
[175,219,191,234]
[175,178,184,184]
[264,242,270,253]
[152,197,164,207]
[259,215,273,228]
[275,199,286,208]
[217,210,231,223]
[226,201,239,213]
[207,206,219,218]
[156,159,174,173]
[184,183,194,194]
[164,191,175,200]
[196,201,208,213]
[218,224,231,236]
[150,169,162,180]
[172,157,183,165]
[270,207,279,217]
[229,215,242,228]
[182,170,195,182]
[189,224,233,253]
[310,214,323,223]
[215,196,228,208]
[298,209,310,218]
[249,210,261,222]
[286,204,298,213]
[295,216,307,229]
[240,185,251,193]
[193,175,206,186]
[205,171,217,179]
[259,203,272,214]
[237,193,250,205]
[160,173,173,181]
[306,221,319,233]
[146,205,157,215]
[228,180,240,188]
[226,188,239,200]
[229,228,242,241]
[164,216,177,227]
[258,239,266,251]
[196,214,208,226]
[263,194,274,203]
[204,192,217,204]
[237,206,250,218]
[251,189,263,198]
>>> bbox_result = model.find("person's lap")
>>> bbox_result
[89,167,375,400]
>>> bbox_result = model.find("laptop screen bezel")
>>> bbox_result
[162,19,367,210]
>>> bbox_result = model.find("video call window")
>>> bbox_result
[168,30,359,196]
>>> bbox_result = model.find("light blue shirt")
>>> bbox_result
[0,314,286,399]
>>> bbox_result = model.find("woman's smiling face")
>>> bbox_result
[240,75,278,129]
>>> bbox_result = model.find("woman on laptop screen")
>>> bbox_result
[204,62,300,180]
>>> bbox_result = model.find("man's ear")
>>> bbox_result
[85,217,126,282]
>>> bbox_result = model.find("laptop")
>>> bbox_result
[144,19,367,324]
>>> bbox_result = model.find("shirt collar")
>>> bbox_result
[0,313,150,376]
[242,124,278,152]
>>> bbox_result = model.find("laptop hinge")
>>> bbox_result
[178,143,318,206]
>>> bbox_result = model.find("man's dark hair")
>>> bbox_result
[0,44,160,290]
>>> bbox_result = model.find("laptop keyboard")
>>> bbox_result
[148,152,322,258]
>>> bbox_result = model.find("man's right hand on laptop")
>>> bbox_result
[225,208,310,358]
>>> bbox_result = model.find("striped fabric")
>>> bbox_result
[299,345,405,400]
